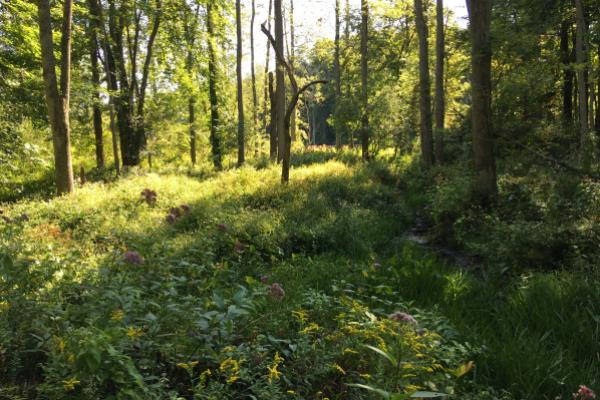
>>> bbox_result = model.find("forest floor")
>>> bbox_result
[0,148,598,399]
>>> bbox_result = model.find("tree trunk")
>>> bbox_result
[185,5,200,166]
[207,2,222,170]
[345,0,353,149]
[596,44,600,142]
[466,0,497,200]
[575,0,591,168]
[274,0,286,164]
[263,0,273,143]
[289,0,297,142]
[37,0,74,195]
[360,0,369,161]
[189,98,197,165]
[434,0,445,164]
[268,72,278,160]
[334,0,342,149]
[250,0,258,157]
[88,0,104,169]
[236,0,245,166]
[560,20,574,124]
[415,0,434,168]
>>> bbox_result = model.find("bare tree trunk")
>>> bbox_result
[466,0,497,201]
[274,0,286,164]
[596,45,600,142]
[236,0,245,166]
[289,0,297,142]
[345,0,353,149]
[560,20,574,124]
[262,0,273,143]
[251,0,258,157]
[207,2,222,170]
[360,0,369,161]
[434,0,445,165]
[268,72,278,160]
[88,0,104,169]
[37,0,74,194]
[334,0,342,149]
[184,5,200,165]
[575,0,591,168]
[415,0,434,168]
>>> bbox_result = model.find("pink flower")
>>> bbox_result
[169,207,182,218]
[123,251,144,265]
[141,189,157,205]
[269,283,285,300]
[165,213,176,224]
[388,311,418,325]
[180,204,191,214]
[574,385,596,400]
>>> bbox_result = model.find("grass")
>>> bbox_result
[0,148,597,399]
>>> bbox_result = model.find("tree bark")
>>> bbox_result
[268,72,278,160]
[250,0,258,157]
[360,0,369,161]
[345,0,353,149]
[262,0,273,142]
[434,0,445,165]
[466,0,497,200]
[37,0,74,195]
[185,4,200,166]
[575,0,591,168]
[334,0,342,149]
[415,0,434,168]
[274,0,286,164]
[236,0,245,166]
[560,20,574,124]
[289,0,297,142]
[207,2,222,170]
[89,0,104,169]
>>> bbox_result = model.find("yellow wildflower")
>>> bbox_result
[300,323,320,335]
[126,326,143,339]
[62,377,80,391]
[67,353,75,363]
[291,309,308,324]
[111,309,125,321]
[220,358,241,385]
[53,336,65,353]
[267,352,283,383]
[332,363,346,375]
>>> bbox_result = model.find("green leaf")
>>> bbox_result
[362,344,398,367]
[410,391,449,398]
[348,383,392,399]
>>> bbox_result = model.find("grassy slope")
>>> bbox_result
[0,151,597,399]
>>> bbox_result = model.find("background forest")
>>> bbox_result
[1,0,600,399]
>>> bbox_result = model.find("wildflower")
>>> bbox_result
[126,326,144,339]
[1,216,12,224]
[141,189,157,205]
[291,309,308,324]
[53,336,65,353]
[180,204,191,214]
[176,361,199,372]
[123,251,144,265]
[388,311,418,325]
[269,283,285,300]
[62,377,80,391]
[300,323,320,334]
[169,207,182,218]
[574,385,597,400]
[332,363,346,375]
[19,213,29,222]
[111,309,125,321]
[217,222,228,232]
[219,358,241,384]
[67,353,76,363]
[260,274,270,284]
[267,352,283,383]
[165,213,176,224]
[234,241,247,253]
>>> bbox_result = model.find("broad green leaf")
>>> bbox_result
[348,383,391,399]
[362,344,398,366]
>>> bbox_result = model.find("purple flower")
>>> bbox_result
[169,207,182,218]
[574,385,597,400]
[217,223,228,232]
[19,213,29,222]
[260,275,270,284]
[269,283,285,300]
[165,213,176,224]
[388,311,418,325]
[123,251,144,265]
[180,204,191,214]
[141,189,157,205]
[234,241,247,253]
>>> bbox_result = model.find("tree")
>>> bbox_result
[575,0,591,168]
[183,1,201,165]
[207,1,222,170]
[414,0,434,168]
[88,0,104,169]
[236,0,245,166]
[560,18,574,124]
[274,0,286,164]
[334,0,342,149]
[434,0,445,164]
[360,0,369,161]
[466,0,497,200]
[36,0,74,194]
[250,0,258,156]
